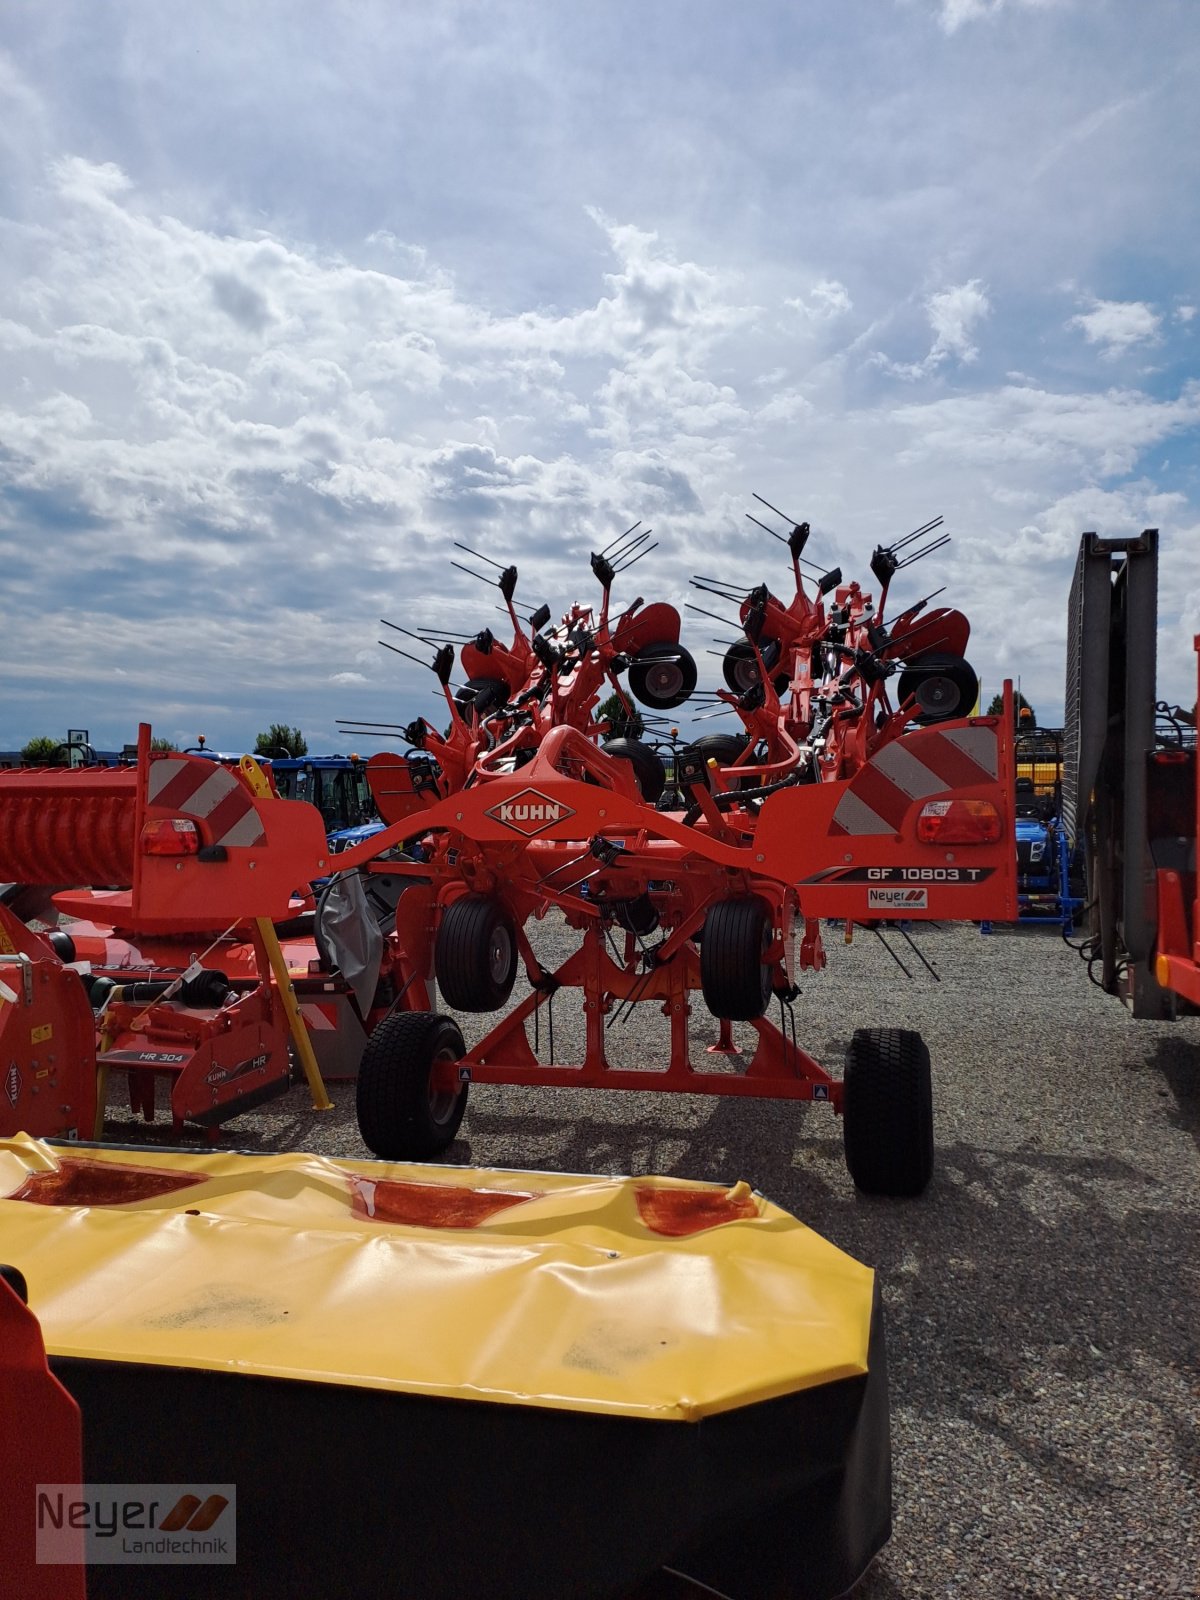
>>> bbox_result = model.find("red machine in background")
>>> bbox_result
[0,908,98,1138]
[0,732,335,1142]
[0,508,1018,1196]
[692,509,976,787]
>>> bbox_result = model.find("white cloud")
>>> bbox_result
[754,390,815,426]
[927,280,990,364]
[891,381,1200,477]
[0,7,1196,746]
[873,279,990,379]
[785,279,852,322]
[593,353,746,450]
[934,0,1065,35]
[1006,485,1187,560]
[1068,297,1161,356]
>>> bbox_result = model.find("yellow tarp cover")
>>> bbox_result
[0,1134,874,1421]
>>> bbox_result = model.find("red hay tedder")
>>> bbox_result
[0,506,1017,1196]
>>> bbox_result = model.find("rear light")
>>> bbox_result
[917,798,1002,844]
[141,818,201,855]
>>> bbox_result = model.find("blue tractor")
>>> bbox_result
[259,755,380,846]
[1011,736,1085,931]
[182,747,385,855]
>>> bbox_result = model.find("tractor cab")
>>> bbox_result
[266,756,377,835]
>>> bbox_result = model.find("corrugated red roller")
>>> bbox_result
[0,768,138,885]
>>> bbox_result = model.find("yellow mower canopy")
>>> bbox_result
[0,1134,873,1421]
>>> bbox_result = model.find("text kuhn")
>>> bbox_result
[485,789,576,835]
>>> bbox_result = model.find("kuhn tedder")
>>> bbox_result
[0,506,1016,1194]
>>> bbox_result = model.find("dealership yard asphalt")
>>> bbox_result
[103,920,1200,1599]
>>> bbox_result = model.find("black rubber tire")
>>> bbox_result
[601,737,666,802]
[627,642,698,710]
[843,1027,934,1197]
[721,638,789,695]
[897,653,979,724]
[435,894,518,1012]
[454,676,509,718]
[356,1010,468,1159]
[684,733,758,791]
[700,895,774,1021]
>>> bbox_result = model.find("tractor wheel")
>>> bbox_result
[627,642,698,710]
[600,737,666,803]
[435,895,518,1012]
[454,676,509,718]
[897,653,979,724]
[356,1010,468,1159]
[842,1027,934,1197]
[721,638,789,695]
[700,896,774,1021]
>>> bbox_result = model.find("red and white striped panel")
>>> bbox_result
[146,758,267,848]
[830,725,998,837]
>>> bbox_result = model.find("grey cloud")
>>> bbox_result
[210,270,275,333]
[1,480,107,533]
[632,463,702,514]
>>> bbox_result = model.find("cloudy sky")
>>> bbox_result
[1,0,1197,754]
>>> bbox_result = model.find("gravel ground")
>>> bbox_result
[101,920,1200,1600]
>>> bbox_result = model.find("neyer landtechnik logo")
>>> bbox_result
[867,887,929,910]
[37,1484,237,1566]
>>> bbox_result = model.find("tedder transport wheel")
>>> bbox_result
[454,675,510,718]
[896,652,979,724]
[842,1027,934,1197]
[721,638,789,696]
[700,896,774,1021]
[601,737,666,803]
[356,1011,468,1159]
[627,642,698,710]
[435,894,518,1012]
[684,732,759,791]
